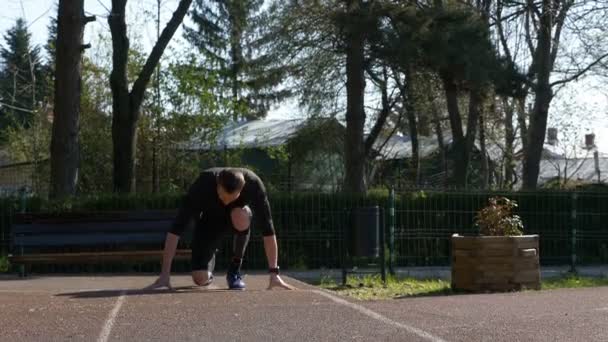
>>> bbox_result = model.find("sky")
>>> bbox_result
[1,0,607,152]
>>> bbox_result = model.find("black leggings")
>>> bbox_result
[191,226,250,271]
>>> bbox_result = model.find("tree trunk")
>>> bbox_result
[226,0,245,122]
[464,88,482,183]
[479,109,489,189]
[433,114,447,187]
[441,75,466,187]
[522,0,553,190]
[517,97,528,154]
[503,98,516,188]
[108,0,133,193]
[50,0,91,199]
[108,0,193,193]
[343,1,366,194]
[442,72,482,188]
[404,68,420,185]
[111,107,138,192]
[152,0,161,193]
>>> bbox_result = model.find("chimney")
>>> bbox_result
[585,133,596,150]
[547,128,558,145]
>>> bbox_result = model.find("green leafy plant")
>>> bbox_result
[0,255,9,273]
[475,196,524,236]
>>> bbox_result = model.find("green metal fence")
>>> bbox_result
[1,190,607,273]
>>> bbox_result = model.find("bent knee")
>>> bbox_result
[231,206,252,232]
[192,271,210,286]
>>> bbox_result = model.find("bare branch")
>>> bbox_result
[549,0,574,70]
[365,67,395,155]
[130,0,193,114]
[496,1,513,63]
[0,100,35,113]
[550,52,608,87]
[524,8,537,71]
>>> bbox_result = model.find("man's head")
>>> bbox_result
[217,168,246,205]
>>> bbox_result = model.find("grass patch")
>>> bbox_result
[542,275,608,290]
[320,275,451,300]
[320,274,608,300]
[0,255,9,273]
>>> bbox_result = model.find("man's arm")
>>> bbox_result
[263,235,279,269]
[143,232,180,290]
[249,176,295,289]
[263,234,296,290]
[161,232,180,275]
[144,174,208,290]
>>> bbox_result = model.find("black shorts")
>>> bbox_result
[190,207,252,271]
[190,224,228,271]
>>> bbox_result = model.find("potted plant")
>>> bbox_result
[451,196,540,292]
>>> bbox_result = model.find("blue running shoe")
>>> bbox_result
[226,271,246,290]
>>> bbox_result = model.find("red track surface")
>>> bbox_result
[0,274,606,341]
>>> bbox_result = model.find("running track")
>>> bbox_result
[1,274,607,341]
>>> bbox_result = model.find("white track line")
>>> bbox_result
[311,289,448,342]
[97,291,126,342]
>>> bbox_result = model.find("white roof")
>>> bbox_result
[537,157,608,184]
[374,134,445,160]
[181,119,305,151]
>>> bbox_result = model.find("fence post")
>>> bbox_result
[570,192,577,274]
[19,187,27,214]
[388,187,395,275]
[18,187,27,277]
[380,207,386,284]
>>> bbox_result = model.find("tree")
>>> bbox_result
[495,0,608,189]
[108,0,193,193]
[49,0,95,199]
[341,0,369,193]
[43,14,58,93]
[0,18,46,134]
[269,0,398,193]
[381,3,522,188]
[184,0,288,121]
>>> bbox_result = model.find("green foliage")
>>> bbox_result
[184,0,289,120]
[39,192,183,212]
[0,255,9,272]
[475,196,524,236]
[78,57,113,194]
[0,18,49,134]
[541,275,608,290]
[321,274,608,300]
[383,3,524,92]
[2,189,608,270]
[321,274,451,300]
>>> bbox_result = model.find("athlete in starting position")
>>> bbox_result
[145,167,295,291]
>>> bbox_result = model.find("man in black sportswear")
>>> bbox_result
[145,167,294,290]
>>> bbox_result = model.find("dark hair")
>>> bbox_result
[218,168,245,193]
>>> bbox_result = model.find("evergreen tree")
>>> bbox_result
[44,14,58,90]
[0,18,46,131]
[184,0,289,121]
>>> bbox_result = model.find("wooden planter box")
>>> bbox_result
[451,234,540,292]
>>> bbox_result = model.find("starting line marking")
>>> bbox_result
[310,289,448,342]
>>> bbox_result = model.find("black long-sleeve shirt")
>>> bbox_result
[169,168,276,237]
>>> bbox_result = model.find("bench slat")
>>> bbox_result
[12,220,174,234]
[14,210,178,224]
[14,232,168,247]
[9,249,191,264]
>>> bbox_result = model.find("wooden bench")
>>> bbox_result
[8,210,192,276]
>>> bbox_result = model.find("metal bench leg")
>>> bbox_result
[18,246,27,277]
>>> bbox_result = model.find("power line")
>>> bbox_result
[25,3,55,29]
